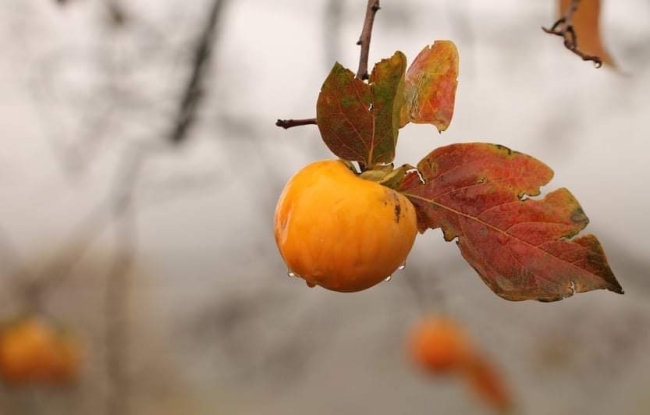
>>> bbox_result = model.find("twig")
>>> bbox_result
[275,118,318,129]
[356,0,380,80]
[170,0,228,144]
[104,144,145,415]
[276,1,381,129]
[102,1,229,407]
[542,0,603,68]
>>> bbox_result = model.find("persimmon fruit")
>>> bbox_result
[0,317,81,385]
[408,316,473,373]
[409,315,513,411]
[274,159,418,292]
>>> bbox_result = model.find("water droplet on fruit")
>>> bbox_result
[384,275,392,282]
[287,270,300,278]
[497,233,509,245]
[397,262,406,271]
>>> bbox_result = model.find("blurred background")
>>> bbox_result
[0,0,649,414]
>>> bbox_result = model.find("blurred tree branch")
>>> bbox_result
[104,142,146,415]
[169,0,229,144]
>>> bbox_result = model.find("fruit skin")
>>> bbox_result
[0,317,81,385]
[274,159,418,292]
[408,316,472,373]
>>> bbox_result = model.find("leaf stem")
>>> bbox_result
[542,0,603,67]
[275,118,318,129]
[356,0,380,80]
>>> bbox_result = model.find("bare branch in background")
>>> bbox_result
[356,0,380,80]
[101,0,231,407]
[542,0,603,67]
[169,0,229,144]
[105,0,127,26]
[104,143,145,415]
[275,118,318,129]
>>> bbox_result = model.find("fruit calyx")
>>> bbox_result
[358,163,416,190]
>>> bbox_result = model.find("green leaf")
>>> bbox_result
[316,52,407,166]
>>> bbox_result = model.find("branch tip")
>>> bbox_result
[276,118,317,129]
[355,0,380,80]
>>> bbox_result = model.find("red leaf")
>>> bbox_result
[400,143,623,302]
[400,41,459,131]
[316,52,406,166]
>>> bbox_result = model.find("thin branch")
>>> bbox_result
[356,0,380,80]
[169,0,228,144]
[542,0,603,68]
[275,118,318,129]
[104,143,146,415]
[276,1,381,129]
[101,1,228,406]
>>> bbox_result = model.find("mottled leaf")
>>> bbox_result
[400,41,459,131]
[559,0,615,67]
[400,143,623,302]
[316,52,406,165]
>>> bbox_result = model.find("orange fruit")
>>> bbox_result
[0,317,81,385]
[408,316,473,374]
[274,159,418,292]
